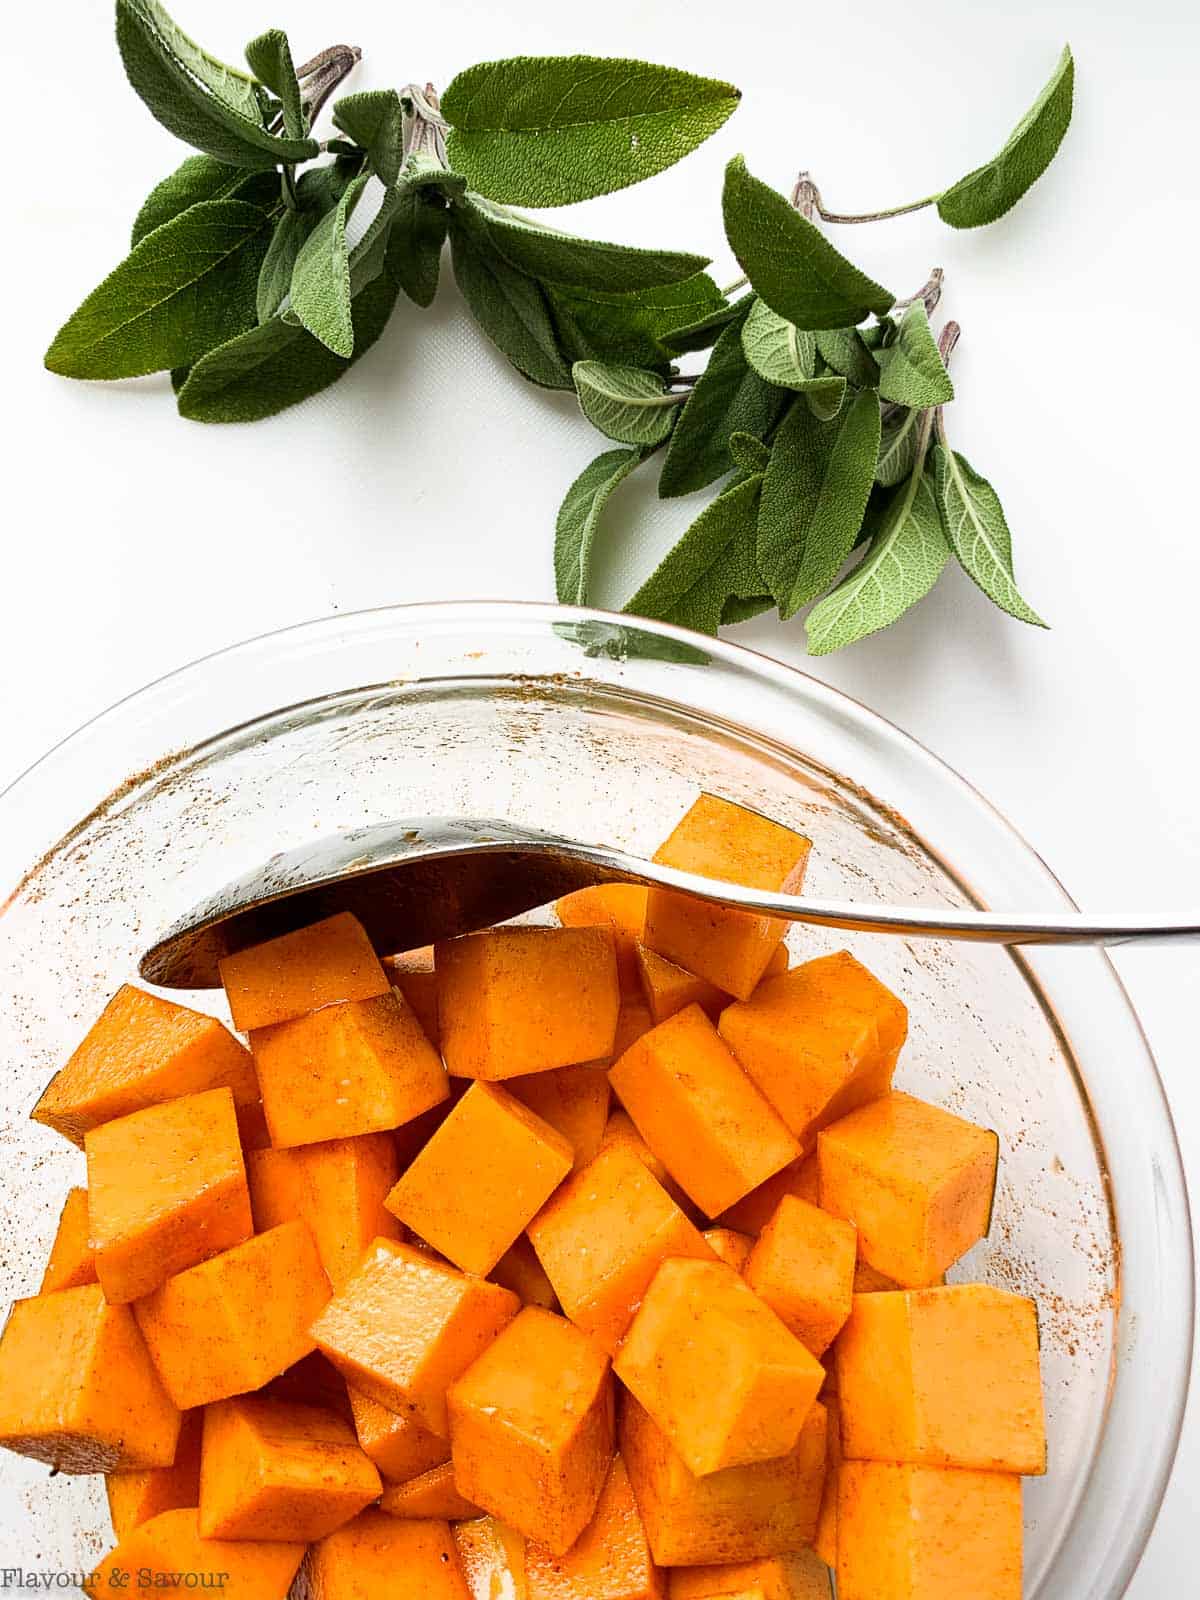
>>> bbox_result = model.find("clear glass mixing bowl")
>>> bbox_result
[0,602,1191,1595]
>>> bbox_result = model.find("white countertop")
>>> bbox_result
[4,0,1196,1590]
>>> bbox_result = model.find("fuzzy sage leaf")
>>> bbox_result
[131,155,277,246]
[449,214,572,389]
[555,445,645,604]
[876,406,922,486]
[289,175,369,356]
[875,301,954,408]
[741,296,816,387]
[245,29,305,141]
[333,91,405,185]
[626,473,766,635]
[932,439,1046,625]
[572,362,683,446]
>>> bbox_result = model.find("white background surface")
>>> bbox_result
[3,0,1197,1591]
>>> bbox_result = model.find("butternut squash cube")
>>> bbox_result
[437,927,621,1081]
[527,1142,714,1354]
[447,1306,614,1555]
[557,884,648,993]
[311,1238,519,1436]
[454,1516,527,1600]
[294,1133,404,1288]
[382,945,441,1045]
[250,989,448,1149]
[301,1511,472,1599]
[348,1388,449,1483]
[525,1453,662,1600]
[670,1552,832,1599]
[509,1064,612,1169]
[87,1086,253,1303]
[32,985,258,1147]
[817,1093,998,1286]
[219,911,390,1032]
[598,1110,695,1217]
[635,943,729,1024]
[813,1394,841,1569]
[643,795,812,1000]
[718,1155,819,1236]
[84,1507,304,1600]
[491,1235,559,1310]
[0,1283,180,1472]
[836,1461,1022,1600]
[614,1258,823,1477]
[199,1394,381,1541]
[619,1394,826,1566]
[613,994,656,1057]
[720,953,906,1147]
[39,1185,97,1293]
[133,1220,331,1409]
[608,1006,799,1218]
[246,1146,309,1232]
[744,1196,856,1356]
[386,1082,573,1275]
[836,1284,1046,1473]
[105,1407,203,1539]
[380,1458,480,1519]
[703,1227,754,1273]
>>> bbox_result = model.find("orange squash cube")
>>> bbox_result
[609,1006,799,1218]
[509,1064,612,1169]
[718,1155,819,1236]
[620,1393,826,1566]
[836,1284,1045,1474]
[643,795,812,1000]
[527,1142,714,1354]
[32,985,258,1147]
[105,1407,203,1539]
[302,1511,472,1599]
[246,1146,308,1231]
[219,911,390,1032]
[133,1220,331,1409]
[813,1394,841,1569]
[817,1093,998,1286]
[556,884,648,993]
[447,1306,614,1555]
[614,1258,823,1476]
[312,1238,519,1436]
[670,1552,832,1598]
[302,1133,404,1288]
[525,1453,661,1599]
[744,1196,856,1356]
[491,1235,559,1310]
[635,943,729,1024]
[348,1388,449,1483]
[382,945,441,1045]
[84,1507,305,1600]
[437,926,621,1081]
[39,1185,97,1293]
[702,1227,754,1273]
[380,1458,480,1519]
[598,1110,696,1217]
[250,989,448,1149]
[837,1461,1022,1600]
[86,1087,253,1303]
[0,1283,180,1472]
[386,1082,573,1275]
[454,1516,528,1600]
[612,994,656,1057]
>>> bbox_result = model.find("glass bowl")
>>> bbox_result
[0,602,1191,1595]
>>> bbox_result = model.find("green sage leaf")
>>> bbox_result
[245,29,304,141]
[449,216,572,389]
[729,432,771,472]
[721,593,774,624]
[723,156,894,330]
[931,443,1046,625]
[815,327,880,387]
[289,175,368,357]
[802,369,847,421]
[876,407,921,486]
[875,302,954,408]
[548,274,724,370]
[937,46,1074,228]
[658,298,742,356]
[626,473,765,635]
[384,185,454,308]
[333,90,405,186]
[741,296,816,386]
[573,362,682,446]
[256,207,317,321]
[555,445,644,604]
[441,56,740,206]
[131,155,276,246]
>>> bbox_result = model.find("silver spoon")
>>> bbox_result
[139,814,1200,989]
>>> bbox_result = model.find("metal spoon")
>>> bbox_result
[138,814,1200,989]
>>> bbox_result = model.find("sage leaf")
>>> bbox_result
[626,473,765,635]
[245,29,304,141]
[876,407,922,486]
[45,198,274,379]
[729,432,770,472]
[806,464,949,653]
[758,390,881,617]
[741,296,816,386]
[449,216,572,389]
[937,46,1074,228]
[658,298,742,356]
[722,593,773,624]
[555,445,644,604]
[548,274,724,370]
[257,207,317,321]
[132,155,276,246]
[441,56,740,206]
[802,370,847,421]
[116,0,317,169]
[875,302,954,408]
[659,304,786,498]
[289,175,368,357]
[815,327,880,387]
[333,90,405,185]
[723,156,894,329]
[932,443,1046,625]
[384,184,455,308]
[573,362,682,446]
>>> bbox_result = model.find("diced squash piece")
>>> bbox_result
[251,989,448,1149]
[491,1236,559,1310]
[613,995,656,1057]
[761,941,790,980]
[620,1394,826,1566]
[39,1186,97,1293]
[703,1228,754,1273]
[133,1220,330,1410]
[720,955,905,1150]
[510,1064,611,1169]
[817,1093,998,1286]
[301,1133,404,1288]
[835,1284,1046,1473]
[312,1238,519,1436]
[87,1087,253,1303]
[382,946,441,1045]
[670,1552,832,1599]
[599,1110,695,1216]
[437,927,620,1081]
[219,911,390,1032]
[105,1408,203,1539]
[525,1453,662,1599]
[643,795,812,1000]
[557,884,648,993]
[447,1306,614,1555]
[84,1507,304,1600]
[813,1392,840,1568]
[302,1510,473,1598]
[454,1516,528,1600]
[744,1196,856,1357]
[387,1082,573,1275]
[0,1284,179,1472]
[246,1146,309,1232]
[199,1394,380,1540]
[527,1142,714,1354]
[614,1258,823,1476]
[349,1388,449,1483]
[718,1156,818,1237]
[635,943,729,1024]
[836,1462,1022,1600]
[609,1006,799,1218]
[380,1459,480,1519]
[32,985,258,1147]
